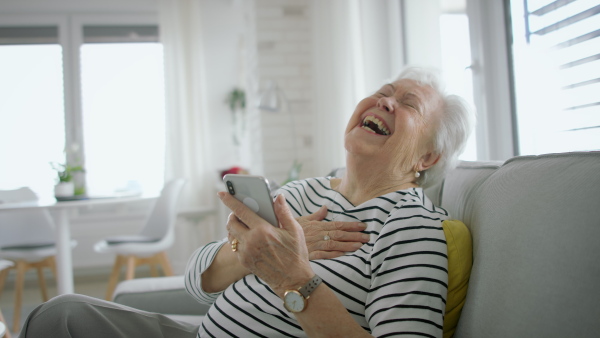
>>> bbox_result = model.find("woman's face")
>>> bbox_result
[344,78,443,172]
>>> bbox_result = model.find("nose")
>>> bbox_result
[377,97,396,113]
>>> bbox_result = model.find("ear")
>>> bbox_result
[416,151,441,172]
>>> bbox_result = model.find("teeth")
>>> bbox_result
[363,125,376,133]
[362,115,390,135]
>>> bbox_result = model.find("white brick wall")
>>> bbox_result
[254,0,315,186]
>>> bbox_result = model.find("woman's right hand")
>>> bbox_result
[297,206,369,260]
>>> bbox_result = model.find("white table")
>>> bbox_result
[0,194,156,295]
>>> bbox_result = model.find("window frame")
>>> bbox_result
[69,14,161,173]
[0,14,71,158]
[465,0,517,161]
[0,13,160,182]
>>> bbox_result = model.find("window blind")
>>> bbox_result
[83,25,159,44]
[523,0,600,132]
[0,26,58,45]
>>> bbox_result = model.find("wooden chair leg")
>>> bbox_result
[158,251,174,276]
[13,261,28,333]
[0,264,13,338]
[125,256,136,280]
[105,255,124,301]
[35,266,49,301]
[0,266,11,299]
[48,256,57,280]
[35,265,49,302]
[149,264,159,277]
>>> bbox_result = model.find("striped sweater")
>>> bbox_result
[185,177,449,337]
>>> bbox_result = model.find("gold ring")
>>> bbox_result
[323,232,331,241]
[231,238,239,252]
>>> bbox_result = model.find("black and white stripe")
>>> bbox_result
[185,177,448,337]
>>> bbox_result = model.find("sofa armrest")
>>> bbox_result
[112,275,210,316]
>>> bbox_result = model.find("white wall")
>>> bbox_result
[197,0,249,174]
[254,0,316,185]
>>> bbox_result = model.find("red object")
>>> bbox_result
[220,166,249,179]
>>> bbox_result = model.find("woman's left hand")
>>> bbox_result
[218,192,314,297]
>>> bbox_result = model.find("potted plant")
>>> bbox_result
[51,162,85,197]
[225,87,246,146]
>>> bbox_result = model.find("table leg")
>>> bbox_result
[54,208,74,294]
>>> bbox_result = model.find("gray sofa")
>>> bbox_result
[113,151,600,337]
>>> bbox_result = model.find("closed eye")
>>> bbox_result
[402,93,423,113]
[404,102,422,114]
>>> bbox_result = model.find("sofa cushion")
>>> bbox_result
[455,152,600,337]
[432,161,501,225]
[442,219,472,338]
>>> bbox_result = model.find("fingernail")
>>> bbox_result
[217,191,225,199]
[362,234,370,241]
[360,223,367,228]
[353,242,363,249]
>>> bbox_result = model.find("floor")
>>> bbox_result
[0,267,153,336]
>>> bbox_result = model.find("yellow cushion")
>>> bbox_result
[442,219,473,338]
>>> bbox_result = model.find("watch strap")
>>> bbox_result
[298,275,322,298]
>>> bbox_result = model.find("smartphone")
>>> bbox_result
[223,174,279,227]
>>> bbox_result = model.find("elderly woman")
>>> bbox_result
[19,67,472,338]
[188,66,473,337]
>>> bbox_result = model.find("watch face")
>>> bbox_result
[284,290,305,312]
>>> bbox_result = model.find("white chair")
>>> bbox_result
[94,179,186,300]
[0,260,13,338]
[0,187,76,334]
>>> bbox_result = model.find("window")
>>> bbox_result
[439,11,477,161]
[509,0,600,154]
[0,26,66,195]
[80,25,165,195]
[0,19,166,197]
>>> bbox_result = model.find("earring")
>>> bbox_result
[415,171,421,178]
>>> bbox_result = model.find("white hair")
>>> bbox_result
[395,66,476,189]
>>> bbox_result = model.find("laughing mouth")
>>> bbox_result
[362,115,390,135]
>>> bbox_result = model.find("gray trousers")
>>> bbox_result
[19,294,199,338]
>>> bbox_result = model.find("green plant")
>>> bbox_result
[225,88,247,146]
[225,88,246,111]
[50,162,85,183]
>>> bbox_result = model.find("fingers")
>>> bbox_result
[297,205,328,222]
[303,219,369,243]
[329,220,368,232]
[312,237,364,252]
[327,228,370,243]
[226,212,247,244]
[273,194,297,231]
[218,191,268,230]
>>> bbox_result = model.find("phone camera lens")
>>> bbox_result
[226,181,235,195]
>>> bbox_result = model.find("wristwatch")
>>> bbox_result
[283,275,323,313]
